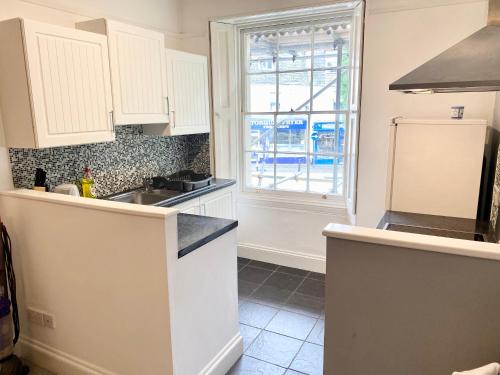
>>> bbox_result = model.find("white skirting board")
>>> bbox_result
[16,336,117,375]
[199,333,243,375]
[18,333,243,375]
[238,243,326,273]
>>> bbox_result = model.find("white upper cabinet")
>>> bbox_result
[144,49,210,136]
[77,19,169,125]
[0,18,114,148]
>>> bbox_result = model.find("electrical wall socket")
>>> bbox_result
[27,308,44,326]
[27,308,55,329]
[42,313,55,329]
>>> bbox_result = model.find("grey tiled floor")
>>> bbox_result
[228,258,325,375]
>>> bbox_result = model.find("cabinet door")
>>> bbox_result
[174,199,201,215]
[23,20,114,148]
[165,49,210,135]
[200,187,235,219]
[107,21,169,125]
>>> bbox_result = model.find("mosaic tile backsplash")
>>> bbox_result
[9,125,210,197]
[490,146,500,231]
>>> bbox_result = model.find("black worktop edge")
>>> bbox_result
[178,219,238,258]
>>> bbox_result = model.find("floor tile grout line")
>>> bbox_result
[244,299,321,320]
[260,328,322,346]
[241,317,322,343]
[244,329,313,372]
[240,324,262,354]
[263,272,320,365]
[246,264,280,299]
[263,310,318,345]
[242,353,289,372]
[287,339,308,373]
[281,272,310,307]
[239,274,323,320]
[240,257,326,280]
[244,259,313,278]
[260,273,318,344]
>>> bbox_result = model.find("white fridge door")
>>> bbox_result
[388,118,487,219]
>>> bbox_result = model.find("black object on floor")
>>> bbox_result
[0,356,29,375]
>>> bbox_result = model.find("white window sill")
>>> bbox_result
[238,190,348,215]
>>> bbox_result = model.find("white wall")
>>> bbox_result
[19,0,181,33]
[0,0,182,193]
[178,0,350,55]
[356,0,496,226]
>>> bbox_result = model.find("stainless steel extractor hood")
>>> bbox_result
[389,0,500,93]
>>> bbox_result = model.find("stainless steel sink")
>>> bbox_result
[106,189,181,206]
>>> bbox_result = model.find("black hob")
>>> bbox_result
[385,223,485,242]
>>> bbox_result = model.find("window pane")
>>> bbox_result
[313,24,350,69]
[246,152,275,189]
[312,69,348,111]
[247,73,277,112]
[246,32,277,73]
[309,157,334,194]
[278,26,312,71]
[275,154,307,192]
[245,115,275,152]
[279,72,311,112]
[311,114,346,154]
[309,155,344,194]
[276,115,307,153]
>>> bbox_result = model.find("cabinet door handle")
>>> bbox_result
[108,111,114,132]
[165,97,170,115]
[171,110,175,128]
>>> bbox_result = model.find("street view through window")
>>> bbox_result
[242,18,352,196]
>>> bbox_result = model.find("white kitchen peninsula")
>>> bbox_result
[0,189,242,375]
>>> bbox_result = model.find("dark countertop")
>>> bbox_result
[378,211,496,243]
[177,214,238,258]
[158,178,236,207]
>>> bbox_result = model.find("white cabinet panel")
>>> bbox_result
[77,19,169,125]
[200,187,236,220]
[174,199,201,215]
[0,18,114,148]
[165,49,210,135]
[144,49,210,136]
[173,185,236,220]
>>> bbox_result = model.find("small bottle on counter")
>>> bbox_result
[81,167,96,198]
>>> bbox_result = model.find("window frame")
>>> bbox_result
[234,7,363,208]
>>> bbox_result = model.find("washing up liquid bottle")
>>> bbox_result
[81,167,96,198]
